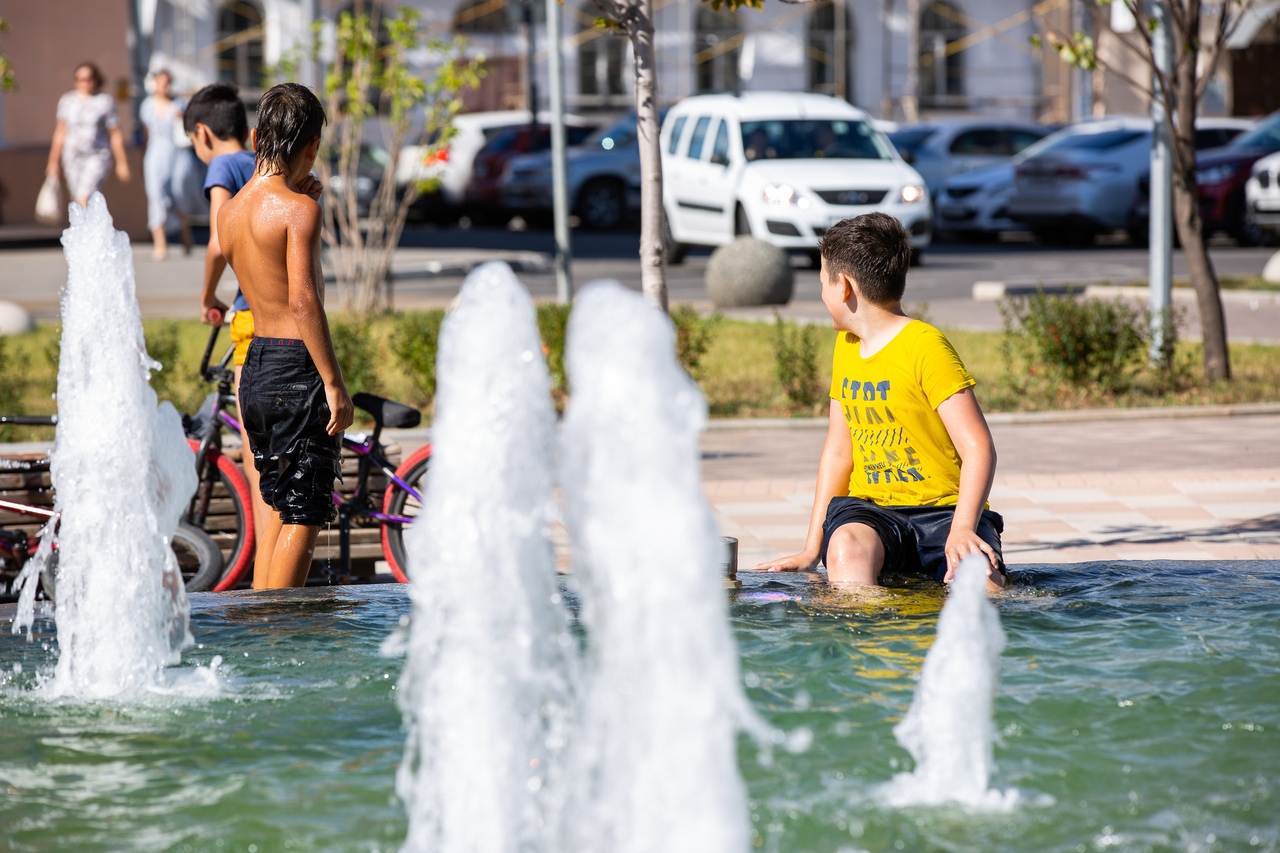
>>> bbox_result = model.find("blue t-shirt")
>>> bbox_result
[204,149,257,312]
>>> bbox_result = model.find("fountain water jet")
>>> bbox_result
[882,553,1012,808]
[396,262,575,852]
[556,281,754,852]
[12,193,196,699]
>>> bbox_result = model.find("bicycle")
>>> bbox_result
[0,415,224,599]
[183,323,432,588]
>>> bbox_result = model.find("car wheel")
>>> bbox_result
[576,179,625,230]
[665,217,689,265]
[734,205,752,237]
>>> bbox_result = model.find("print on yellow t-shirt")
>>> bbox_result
[829,320,976,508]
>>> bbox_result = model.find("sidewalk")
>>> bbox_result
[697,409,1280,569]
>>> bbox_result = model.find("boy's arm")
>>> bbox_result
[753,399,853,572]
[936,387,1000,584]
[201,186,232,324]
[287,199,353,436]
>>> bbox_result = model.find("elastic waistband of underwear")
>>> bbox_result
[254,337,306,348]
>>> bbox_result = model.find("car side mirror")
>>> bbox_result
[900,150,916,165]
[710,152,729,167]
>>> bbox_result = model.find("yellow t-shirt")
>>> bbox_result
[829,320,975,507]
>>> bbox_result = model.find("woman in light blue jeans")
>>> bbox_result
[139,70,191,259]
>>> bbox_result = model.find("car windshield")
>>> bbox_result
[1229,112,1280,151]
[741,119,893,161]
[585,115,637,151]
[887,126,937,154]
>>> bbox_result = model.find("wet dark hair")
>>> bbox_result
[74,62,104,93]
[254,83,326,176]
[818,212,912,305]
[183,82,249,143]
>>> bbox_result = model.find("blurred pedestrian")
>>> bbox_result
[45,62,130,207]
[140,69,192,259]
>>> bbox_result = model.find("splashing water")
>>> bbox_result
[396,262,575,853]
[556,281,754,852]
[881,554,1013,809]
[11,194,195,698]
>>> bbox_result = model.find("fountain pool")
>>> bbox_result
[2,560,1276,852]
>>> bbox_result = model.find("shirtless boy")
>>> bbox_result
[216,83,354,589]
[754,212,1005,592]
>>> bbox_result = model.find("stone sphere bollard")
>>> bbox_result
[0,301,34,335]
[705,237,794,308]
[1263,250,1280,284]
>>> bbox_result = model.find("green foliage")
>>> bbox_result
[998,290,1181,394]
[0,337,28,439]
[388,309,446,407]
[330,318,379,396]
[145,322,182,402]
[0,18,14,93]
[670,305,722,380]
[772,313,823,412]
[1035,30,1099,71]
[536,302,572,405]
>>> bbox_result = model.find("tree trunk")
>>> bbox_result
[1168,3,1231,381]
[626,0,669,313]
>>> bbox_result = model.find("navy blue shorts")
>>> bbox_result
[239,337,341,526]
[820,497,1005,583]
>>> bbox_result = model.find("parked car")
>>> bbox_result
[1192,110,1280,244]
[934,162,1021,239]
[1008,116,1253,244]
[396,110,587,221]
[1127,119,1255,246]
[502,112,664,230]
[887,120,1052,196]
[660,91,931,263]
[1245,149,1280,243]
[463,120,598,220]
[326,143,392,218]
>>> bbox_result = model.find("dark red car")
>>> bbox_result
[464,121,598,220]
[1195,110,1280,244]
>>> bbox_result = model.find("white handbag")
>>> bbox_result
[35,175,64,226]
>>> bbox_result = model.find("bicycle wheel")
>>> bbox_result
[185,439,256,591]
[381,444,432,583]
[38,522,222,599]
[173,521,224,592]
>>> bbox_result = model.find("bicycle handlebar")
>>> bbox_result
[0,415,57,426]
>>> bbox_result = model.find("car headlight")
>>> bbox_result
[763,184,799,206]
[900,185,926,204]
[1197,164,1238,186]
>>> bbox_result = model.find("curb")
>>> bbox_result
[703,401,1280,430]
[972,281,1280,305]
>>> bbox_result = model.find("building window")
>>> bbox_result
[695,7,740,94]
[453,0,543,34]
[920,0,965,104]
[216,0,265,92]
[577,7,628,106]
[806,0,853,98]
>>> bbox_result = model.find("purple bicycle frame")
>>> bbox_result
[218,410,420,526]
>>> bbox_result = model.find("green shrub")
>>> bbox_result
[388,309,447,407]
[772,313,823,412]
[331,317,379,396]
[999,291,1154,393]
[536,302,572,404]
[145,322,182,402]
[670,305,722,379]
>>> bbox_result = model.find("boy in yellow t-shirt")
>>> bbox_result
[754,212,1005,591]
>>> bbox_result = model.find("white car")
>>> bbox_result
[1245,150,1280,243]
[660,92,931,263]
[397,110,586,217]
[935,162,1022,238]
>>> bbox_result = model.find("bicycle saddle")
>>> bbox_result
[352,392,421,430]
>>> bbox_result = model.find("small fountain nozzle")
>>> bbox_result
[721,536,741,589]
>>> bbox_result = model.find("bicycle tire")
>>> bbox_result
[38,521,223,599]
[381,444,432,583]
[173,521,224,592]
[185,439,256,592]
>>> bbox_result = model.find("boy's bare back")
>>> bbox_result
[218,174,324,340]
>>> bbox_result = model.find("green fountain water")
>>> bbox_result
[2,560,1276,853]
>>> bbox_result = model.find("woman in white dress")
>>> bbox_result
[139,69,192,259]
[45,62,130,207]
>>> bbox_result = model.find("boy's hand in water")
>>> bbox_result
[753,551,819,573]
[295,174,324,202]
[942,527,1001,584]
[325,383,354,436]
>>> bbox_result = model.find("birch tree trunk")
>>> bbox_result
[624,0,669,313]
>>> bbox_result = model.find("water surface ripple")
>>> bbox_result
[2,562,1278,853]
